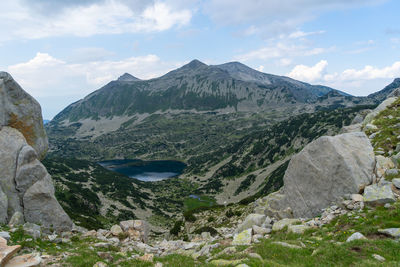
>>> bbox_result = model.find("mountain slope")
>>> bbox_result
[368,78,400,102]
[51,60,353,124]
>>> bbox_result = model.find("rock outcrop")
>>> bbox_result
[255,132,375,219]
[0,72,48,159]
[0,72,72,231]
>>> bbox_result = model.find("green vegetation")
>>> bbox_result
[44,157,201,229]
[199,105,375,194]
[234,174,256,195]
[5,202,400,266]
[169,220,184,236]
[193,226,218,236]
[184,195,216,211]
[44,104,376,230]
[366,97,400,156]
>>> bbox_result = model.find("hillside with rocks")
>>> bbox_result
[1,76,400,266]
[42,61,400,230]
[45,60,376,163]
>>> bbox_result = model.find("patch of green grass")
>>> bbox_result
[366,98,400,156]
[184,195,216,211]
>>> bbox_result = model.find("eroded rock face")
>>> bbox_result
[256,132,375,219]
[0,72,48,159]
[0,127,72,231]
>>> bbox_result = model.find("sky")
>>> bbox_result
[0,0,400,119]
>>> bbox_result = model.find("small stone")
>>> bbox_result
[252,225,271,235]
[97,252,113,261]
[201,232,212,240]
[288,224,311,234]
[4,253,41,267]
[108,237,119,244]
[235,214,266,234]
[392,178,400,189]
[210,259,242,266]
[236,264,250,267]
[365,124,378,130]
[272,219,300,231]
[47,234,57,241]
[252,234,263,243]
[351,194,364,202]
[93,262,108,267]
[138,253,153,262]
[248,253,263,260]
[110,225,123,236]
[369,132,378,139]
[232,229,252,246]
[346,232,367,242]
[363,184,395,205]
[272,241,302,249]
[94,243,111,248]
[0,244,21,266]
[385,169,399,176]
[8,212,24,227]
[83,230,97,237]
[154,263,163,267]
[378,228,400,238]
[23,223,41,239]
[384,203,391,208]
[372,254,385,262]
[0,232,10,241]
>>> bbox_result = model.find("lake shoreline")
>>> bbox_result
[98,159,186,182]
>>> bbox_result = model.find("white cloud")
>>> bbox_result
[335,62,400,81]
[286,60,400,95]
[288,60,400,84]
[234,43,329,62]
[288,30,325,39]
[7,52,182,98]
[0,1,192,40]
[287,60,328,82]
[256,65,265,72]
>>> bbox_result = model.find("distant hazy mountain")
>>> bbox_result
[52,60,353,123]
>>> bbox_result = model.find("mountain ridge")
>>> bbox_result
[50,60,358,124]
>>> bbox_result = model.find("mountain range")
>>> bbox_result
[44,60,400,229]
[51,60,364,124]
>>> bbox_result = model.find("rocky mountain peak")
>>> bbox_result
[181,59,207,70]
[117,73,140,82]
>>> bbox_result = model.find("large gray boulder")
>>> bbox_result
[0,126,72,231]
[256,132,375,219]
[0,72,48,159]
[0,73,71,231]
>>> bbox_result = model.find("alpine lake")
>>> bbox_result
[98,159,186,182]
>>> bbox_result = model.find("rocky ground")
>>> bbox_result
[2,193,400,266]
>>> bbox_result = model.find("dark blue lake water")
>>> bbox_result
[98,159,186,182]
